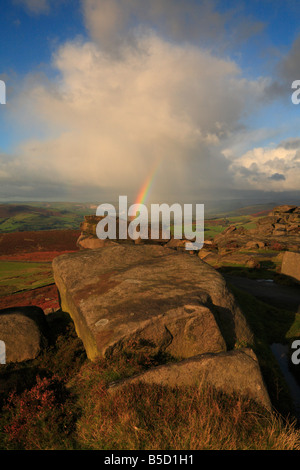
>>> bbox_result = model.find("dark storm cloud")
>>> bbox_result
[82,0,265,55]
[269,173,286,181]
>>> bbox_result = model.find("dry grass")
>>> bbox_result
[1,317,300,451]
[72,360,300,451]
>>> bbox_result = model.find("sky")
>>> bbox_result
[1,0,300,207]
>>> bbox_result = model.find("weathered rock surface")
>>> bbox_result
[109,348,271,411]
[0,306,49,363]
[281,251,300,282]
[52,245,253,361]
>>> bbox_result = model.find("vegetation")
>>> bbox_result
[0,202,299,450]
[0,303,300,450]
[0,202,96,233]
[74,372,298,451]
[0,261,53,296]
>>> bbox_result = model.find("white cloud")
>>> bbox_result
[229,144,300,191]
[1,21,271,201]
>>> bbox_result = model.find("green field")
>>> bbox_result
[203,224,226,239]
[0,261,54,296]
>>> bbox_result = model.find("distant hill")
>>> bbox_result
[0,204,62,218]
[0,202,96,233]
[250,209,272,218]
[205,203,277,219]
[0,200,298,234]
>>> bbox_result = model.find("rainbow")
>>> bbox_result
[134,160,160,208]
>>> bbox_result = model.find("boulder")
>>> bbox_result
[222,225,237,235]
[79,215,172,247]
[77,234,119,250]
[52,245,253,361]
[0,306,49,363]
[164,238,189,251]
[281,251,300,282]
[256,216,279,226]
[274,223,286,232]
[80,215,105,237]
[198,249,214,259]
[203,240,217,249]
[245,257,261,269]
[109,348,271,411]
[253,240,266,250]
[213,251,259,268]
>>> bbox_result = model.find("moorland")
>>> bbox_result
[0,201,300,450]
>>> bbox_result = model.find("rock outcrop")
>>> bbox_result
[255,205,300,237]
[0,306,49,363]
[77,215,202,252]
[109,348,271,411]
[79,206,300,256]
[213,205,300,252]
[78,215,172,248]
[52,244,253,361]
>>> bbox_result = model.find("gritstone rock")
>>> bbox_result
[108,348,272,411]
[52,244,253,361]
[0,306,49,363]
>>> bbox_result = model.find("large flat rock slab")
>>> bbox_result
[109,348,271,411]
[52,245,253,361]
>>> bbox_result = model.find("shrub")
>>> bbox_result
[1,375,77,450]
[270,241,284,251]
